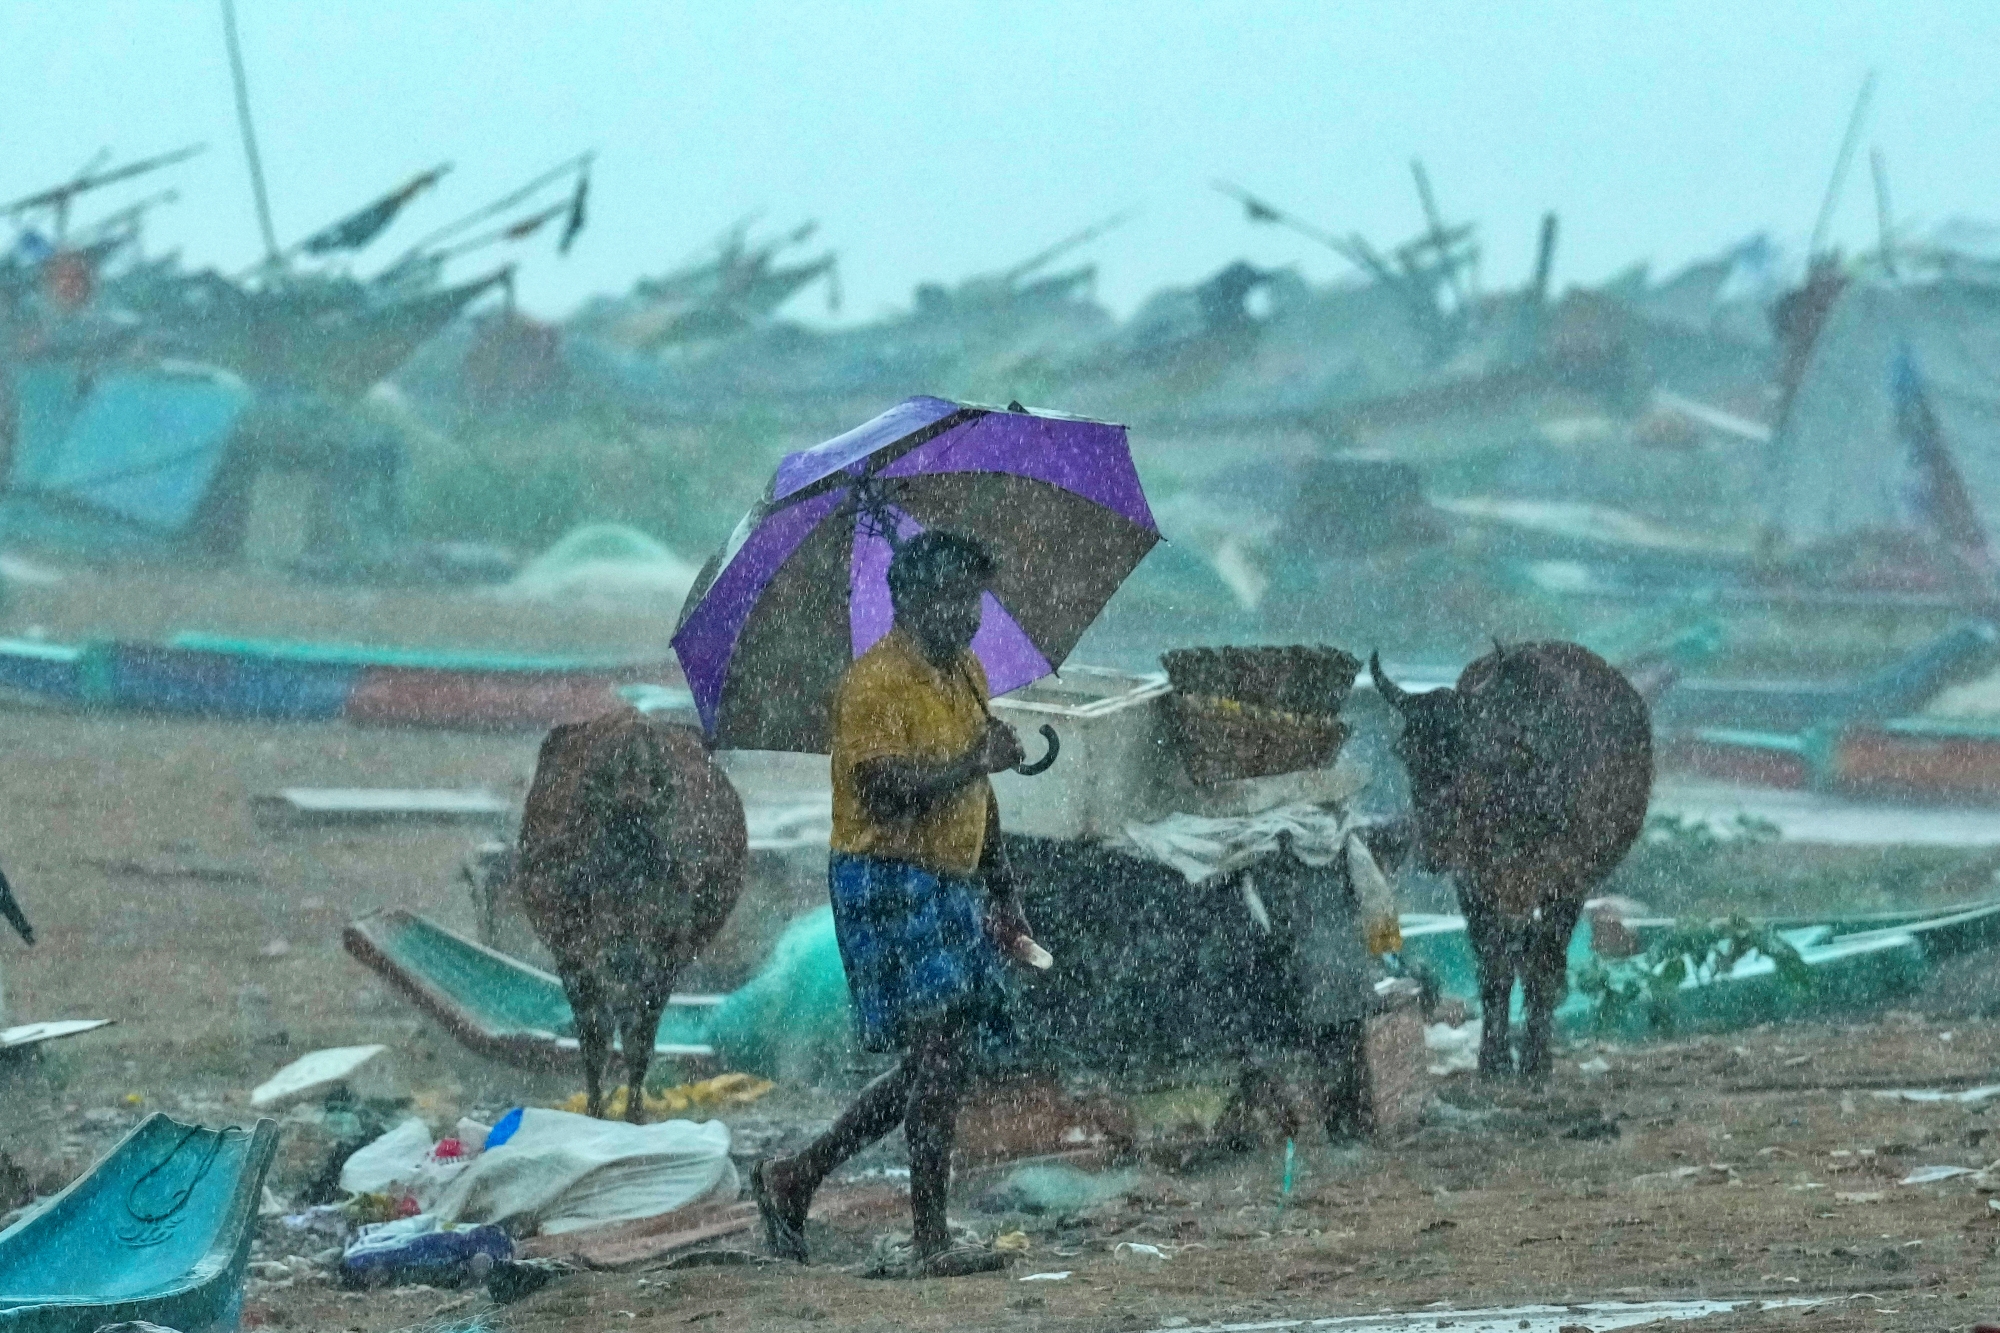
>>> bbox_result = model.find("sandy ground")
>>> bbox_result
[3,571,2000,1332]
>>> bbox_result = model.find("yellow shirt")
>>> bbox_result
[831,629,992,878]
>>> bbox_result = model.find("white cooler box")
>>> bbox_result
[990,666,1174,841]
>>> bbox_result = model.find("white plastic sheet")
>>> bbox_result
[337,1117,473,1210]
[433,1107,737,1236]
[1117,803,1363,884]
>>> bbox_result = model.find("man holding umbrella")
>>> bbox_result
[673,396,1159,1270]
[753,530,1035,1277]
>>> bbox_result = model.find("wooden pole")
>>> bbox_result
[1807,71,1876,260]
[220,0,282,268]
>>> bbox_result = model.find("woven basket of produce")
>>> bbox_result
[1160,645,1361,785]
[1166,694,1350,785]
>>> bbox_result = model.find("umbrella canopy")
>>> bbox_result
[672,396,1159,752]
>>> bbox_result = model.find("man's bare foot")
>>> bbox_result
[750,1158,811,1263]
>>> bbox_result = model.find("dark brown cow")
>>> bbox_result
[516,708,747,1120]
[1371,642,1651,1080]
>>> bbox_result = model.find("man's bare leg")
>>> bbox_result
[903,1017,972,1258]
[758,1059,917,1256]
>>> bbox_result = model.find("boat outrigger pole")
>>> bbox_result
[220,0,282,270]
[0,144,205,239]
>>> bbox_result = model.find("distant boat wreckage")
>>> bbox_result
[6,121,2000,778]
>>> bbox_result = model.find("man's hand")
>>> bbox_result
[986,890,1032,948]
[975,719,1026,774]
[985,890,1049,968]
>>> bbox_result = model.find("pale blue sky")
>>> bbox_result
[5,2,1996,321]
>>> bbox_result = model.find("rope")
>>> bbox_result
[125,1123,244,1226]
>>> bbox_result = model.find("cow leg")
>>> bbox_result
[564,971,612,1118]
[1313,1019,1374,1143]
[1461,891,1517,1078]
[618,987,671,1125]
[1518,897,1586,1083]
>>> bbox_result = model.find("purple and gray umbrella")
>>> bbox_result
[671,396,1159,753]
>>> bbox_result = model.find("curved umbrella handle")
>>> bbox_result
[1014,724,1061,776]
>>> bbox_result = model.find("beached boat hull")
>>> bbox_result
[0,1114,278,1333]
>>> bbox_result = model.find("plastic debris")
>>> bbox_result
[1872,1085,2000,1104]
[1020,1270,1072,1281]
[486,1256,579,1304]
[558,1072,774,1120]
[1900,1164,1976,1185]
[336,1118,471,1213]
[280,1203,352,1244]
[1114,1241,1169,1263]
[340,1214,513,1289]
[432,1108,737,1236]
[250,1044,395,1111]
[1425,1021,1479,1075]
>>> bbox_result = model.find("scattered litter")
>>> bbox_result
[1425,1021,1479,1075]
[860,1225,1007,1279]
[1131,1298,1819,1333]
[1114,1241,1169,1263]
[250,1044,395,1110]
[1631,1164,1738,1190]
[1020,1270,1072,1281]
[251,788,512,830]
[340,1214,513,1290]
[658,1248,772,1270]
[486,1255,580,1303]
[1836,1191,1885,1204]
[557,1072,773,1120]
[0,1019,113,1054]
[280,1203,353,1244]
[1872,1085,2000,1105]
[338,1118,467,1211]
[994,1229,1031,1254]
[1900,1164,1976,1185]
[433,1107,737,1235]
[1577,1056,1612,1078]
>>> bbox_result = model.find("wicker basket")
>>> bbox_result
[1160,645,1360,785]
[1165,693,1351,786]
[1161,645,1361,716]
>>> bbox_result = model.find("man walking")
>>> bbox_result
[752,530,1032,1277]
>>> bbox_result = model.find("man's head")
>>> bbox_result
[888,529,997,664]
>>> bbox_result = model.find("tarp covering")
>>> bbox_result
[8,362,251,532]
[433,1108,737,1235]
[1772,279,2000,549]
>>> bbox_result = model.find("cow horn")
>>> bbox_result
[1370,651,1409,714]
[1492,636,1506,660]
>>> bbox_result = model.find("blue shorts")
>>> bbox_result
[828,852,1014,1055]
